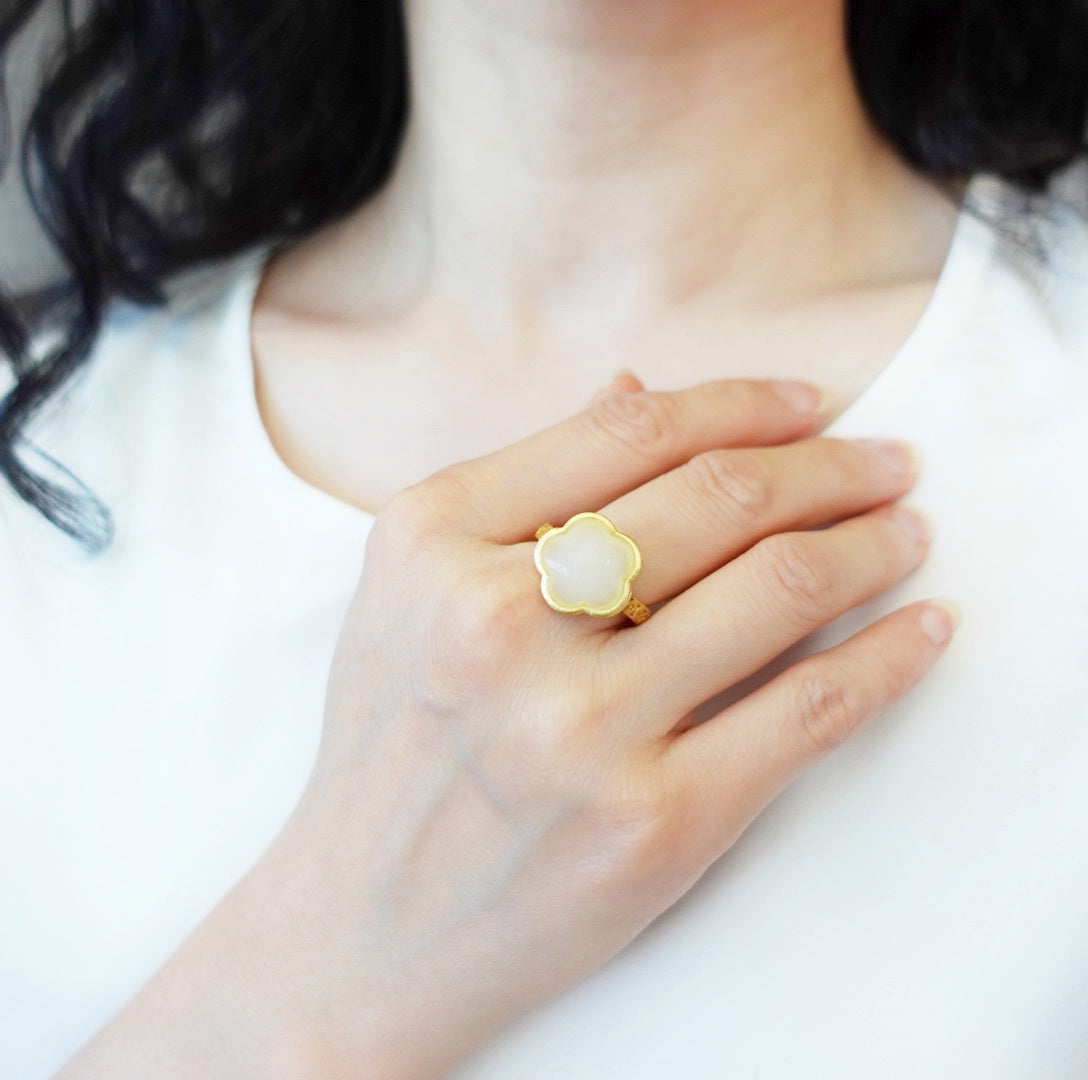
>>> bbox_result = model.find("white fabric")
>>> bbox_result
[2,173,1087,1079]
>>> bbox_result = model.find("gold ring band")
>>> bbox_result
[533,512,651,625]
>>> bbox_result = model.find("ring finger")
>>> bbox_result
[611,501,931,721]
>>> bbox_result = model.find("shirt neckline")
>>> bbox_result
[228,173,999,525]
[821,173,999,437]
[228,251,381,531]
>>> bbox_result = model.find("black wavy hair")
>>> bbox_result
[0,0,1086,552]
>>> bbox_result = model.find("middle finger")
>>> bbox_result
[595,436,919,607]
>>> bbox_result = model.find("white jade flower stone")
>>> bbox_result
[534,512,643,618]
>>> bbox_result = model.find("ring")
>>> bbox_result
[533,511,652,625]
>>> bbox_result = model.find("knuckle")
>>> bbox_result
[502,695,607,803]
[504,668,629,804]
[374,483,450,551]
[793,665,863,754]
[587,774,682,880]
[447,574,526,660]
[379,464,480,541]
[757,533,837,617]
[417,573,526,711]
[683,449,772,527]
[516,706,591,780]
[582,390,681,462]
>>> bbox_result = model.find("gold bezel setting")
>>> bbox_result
[533,511,644,618]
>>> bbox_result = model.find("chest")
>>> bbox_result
[249,280,938,516]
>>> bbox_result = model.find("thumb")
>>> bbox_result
[586,368,645,407]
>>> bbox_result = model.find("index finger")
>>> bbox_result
[426,379,828,543]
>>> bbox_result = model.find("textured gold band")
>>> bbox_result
[621,596,652,625]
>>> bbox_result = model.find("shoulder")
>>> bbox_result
[1,249,269,550]
[91,248,269,385]
[21,248,267,453]
[970,167,1088,357]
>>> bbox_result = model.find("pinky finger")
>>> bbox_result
[664,598,962,859]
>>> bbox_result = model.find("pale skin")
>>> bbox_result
[251,0,963,512]
[57,1,966,1078]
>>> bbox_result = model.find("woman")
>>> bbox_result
[2,1,1086,1077]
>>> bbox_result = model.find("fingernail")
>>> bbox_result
[772,380,824,415]
[920,599,962,646]
[589,369,641,406]
[856,438,919,478]
[892,505,931,545]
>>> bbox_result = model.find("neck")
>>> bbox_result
[295,0,958,347]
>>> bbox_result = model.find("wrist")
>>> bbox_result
[236,814,510,1080]
[215,835,436,1080]
[54,861,410,1080]
[199,862,409,1080]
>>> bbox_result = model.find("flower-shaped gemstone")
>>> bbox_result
[534,512,643,618]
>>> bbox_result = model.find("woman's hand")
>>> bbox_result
[56,375,957,1080]
[265,374,953,1077]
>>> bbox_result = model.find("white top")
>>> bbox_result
[2,173,1087,1080]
